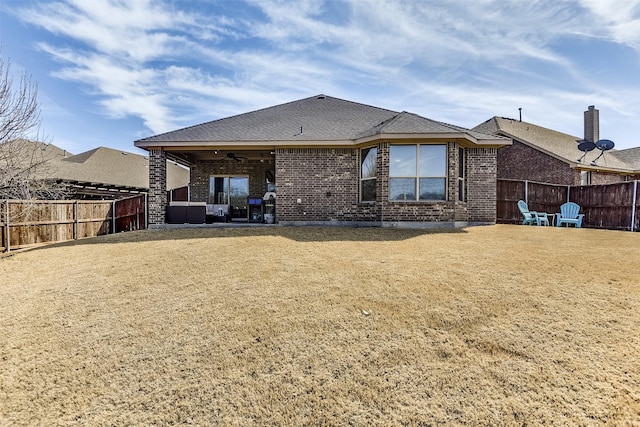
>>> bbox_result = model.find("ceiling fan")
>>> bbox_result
[224,152,247,162]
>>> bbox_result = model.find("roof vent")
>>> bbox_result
[317,95,326,99]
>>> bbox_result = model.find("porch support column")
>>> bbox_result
[148,148,167,226]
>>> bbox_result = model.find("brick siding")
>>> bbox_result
[590,171,629,185]
[467,147,498,222]
[498,140,579,184]
[276,148,360,221]
[498,140,628,185]
[190,159,275,202]
[273,143,497,224]
[148,149,167,225]
[153,143,500,225]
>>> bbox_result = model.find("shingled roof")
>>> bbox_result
[473,117,635,172]
[135,95,507,147]
[55,147,189,191]
[5,140,188,193]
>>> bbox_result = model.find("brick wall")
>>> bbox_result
[590,171,628,185]
[467,147,498,222]
[190,159,275,202]
[148,149,167,225]
[179,143,499,225]
[498,140,579,184]
[378,142,459,222]
[498,140,629,186]
[274,143,497,224]
[276,148,360,221]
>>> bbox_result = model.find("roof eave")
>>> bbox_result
[569,163,638,174]
[135,139,356,150]
[354,132,510,147]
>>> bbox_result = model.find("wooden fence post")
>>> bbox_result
[112,200,117,234]
[632,180,638,233]
[4,200,9,253]
[74,200,79,240]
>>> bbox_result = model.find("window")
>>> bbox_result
[389,144,447,201]
[580,171,592,186]
[360,147,377,202]
[458,147,466,202]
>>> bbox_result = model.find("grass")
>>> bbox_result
[1,224,639,426]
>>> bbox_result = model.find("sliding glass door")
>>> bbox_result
[208,176,249,221]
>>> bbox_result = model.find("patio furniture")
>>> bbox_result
[556,202,584,228]
[517,200,549,226]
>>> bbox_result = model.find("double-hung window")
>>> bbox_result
[389,144,447,201]
[360,147,377,202]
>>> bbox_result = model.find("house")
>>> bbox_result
[134,95,510,227]
[473,106,640,186]
[52,146,189,199]
[0,139,189,199]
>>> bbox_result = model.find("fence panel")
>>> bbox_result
[115,195,146,232]
[77,201,113,238]
[527,182,567,218]
[498,179,639,231]
[1,195,146,252]
[570,182,636,230]
[168,186,188,202]
[496,179,526,224]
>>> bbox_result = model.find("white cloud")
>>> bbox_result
[9,0,640,148]
[578,0,640,48]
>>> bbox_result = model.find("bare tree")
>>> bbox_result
[0,54,67,200]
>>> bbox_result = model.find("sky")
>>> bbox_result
[1,0,639,155]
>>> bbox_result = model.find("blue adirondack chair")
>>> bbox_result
[517,200,549,226]
[556,202,584,228]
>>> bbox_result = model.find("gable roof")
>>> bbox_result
[612,147,640,169]
[55,147,188,190]
[2,141,188,192]
[473,116,634,172]
[135,95,508,148]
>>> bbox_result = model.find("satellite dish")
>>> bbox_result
[576,140,597,162]
[577,140,596,152]
[595,139,615,150]
[591,139,615,165]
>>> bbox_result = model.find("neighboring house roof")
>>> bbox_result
[136,95,508,148]
[3,140,188,192]
[473,116,635,173]
[54,147,189,191]
[612,147,640,170]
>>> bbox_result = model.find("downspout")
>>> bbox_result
[632,180,638,232]
[524,180,528,204]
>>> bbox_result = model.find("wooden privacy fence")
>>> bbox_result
[498,179,640,231]
[1,194,146,252]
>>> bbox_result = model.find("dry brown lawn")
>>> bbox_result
[1,224,639,426]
